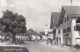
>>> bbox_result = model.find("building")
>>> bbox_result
[44,24,54,41]
[44,24,49,35]
[50,6,80,46]
[16,34,29,41]
[50,12,60,44]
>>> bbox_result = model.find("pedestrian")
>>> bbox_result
[47,33,53,46]
[40,35,42,41]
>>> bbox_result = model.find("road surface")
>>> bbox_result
[0,41,80,52]
[22,41,80,52]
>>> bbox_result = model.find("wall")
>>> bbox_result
[58,13,72,45]
[71,18,80,45]
[16,35,29,41]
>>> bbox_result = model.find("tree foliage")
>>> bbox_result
[0,10,26,43]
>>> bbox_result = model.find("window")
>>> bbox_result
[67,17,69,21]
[76,25,80,31]
[53,29,56,34]
[64,16,69,23]
[65,34,69,36]
[59,30,60,34]
[63,29,66,33]
[65,18,66,22]
[76,18,80,23]
[74,26,76,31]
[67,27,71,32]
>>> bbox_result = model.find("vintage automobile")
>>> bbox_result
[75,38,80,48]
[76,38,80,45]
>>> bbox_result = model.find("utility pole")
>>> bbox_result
[70,0,73,6]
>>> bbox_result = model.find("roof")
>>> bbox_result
[50,12,60,29]
[58,6,80,25]
[63,6,80,17]
[27,29,39,35]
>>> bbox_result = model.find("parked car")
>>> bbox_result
[74,38,80,48]
[76,38,80,45]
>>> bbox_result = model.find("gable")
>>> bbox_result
[50,12,60,29]
[58,6,80,25]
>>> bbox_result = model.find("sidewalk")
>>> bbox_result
[0,42,20,47]
[39,40,73,50]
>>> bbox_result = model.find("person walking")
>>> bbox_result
[47,32,53,46]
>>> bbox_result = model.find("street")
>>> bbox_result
[0,0,80,52]
[0,41,80,52]
[22,41,80,52]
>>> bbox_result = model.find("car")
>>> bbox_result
[74,38,80,49]
[76,38,80,45]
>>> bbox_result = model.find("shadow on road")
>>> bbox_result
[0,46,29,52]
[74,45,80,50]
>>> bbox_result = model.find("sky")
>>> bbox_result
[0,0,80,32]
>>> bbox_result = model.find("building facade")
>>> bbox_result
[50,12,60,44]
[50,6,80,46]
[44,24,49,35]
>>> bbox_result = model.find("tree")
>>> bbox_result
[0,10,26,43]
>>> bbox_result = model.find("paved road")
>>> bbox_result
[0,41,80,52]
[22,41,80,52]
[0,46,29,52]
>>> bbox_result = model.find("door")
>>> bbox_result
[65,34,69,45]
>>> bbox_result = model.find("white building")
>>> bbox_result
[16,35,29,41]
[50,6,80,46]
